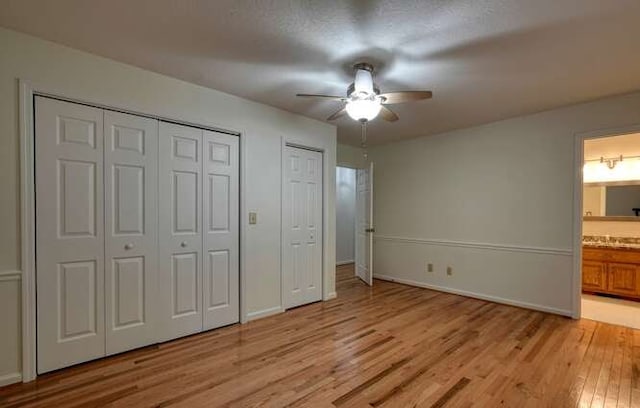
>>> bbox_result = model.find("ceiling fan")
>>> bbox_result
[296,62,433,124]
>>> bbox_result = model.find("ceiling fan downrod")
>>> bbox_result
[360,119,368,160]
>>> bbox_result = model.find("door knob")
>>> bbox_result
[124,243,134,250]
[181,241,188,248]
[365,228,375,233]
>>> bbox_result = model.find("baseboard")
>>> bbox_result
[325,291,337,300]
[336,260,354,266]
[245,306,284,322]
[0,372,22,387]
[374,274,573,317]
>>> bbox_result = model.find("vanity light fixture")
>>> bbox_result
[600,155,623,169]
[583,154,640,183]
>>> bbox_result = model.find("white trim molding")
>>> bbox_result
[374,235,573,257]
[0,372,22,387]
[245,306,284,322]
[336,260,354,266]
[19,79,37,382]
[0,270,22,280]
[326,291,337,300]
[374,274,573,317]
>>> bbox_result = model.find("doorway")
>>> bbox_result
[336,166,357,289]
[336,167,356,267]
[578,131,640,329]
[335,164,373,291]
[282,145,324,309]
[33,95,241,374]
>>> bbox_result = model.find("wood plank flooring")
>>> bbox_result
[2,263,640,407]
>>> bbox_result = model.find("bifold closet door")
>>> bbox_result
[104,111,158,355]
[158,122,204,341]
[36,97,105,373]
[203,131,239,329]
[282,146,323,309]
[36,98,240,371]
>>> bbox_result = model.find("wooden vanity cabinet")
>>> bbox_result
[582,260,607,292]
[582,247,640,299]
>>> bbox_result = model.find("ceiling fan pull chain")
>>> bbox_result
[361,120,368,160]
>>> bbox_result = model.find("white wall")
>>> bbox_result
[370,90,640,316]
[583,186,605,216]
[336,167,356,264]
[0,27,336,384]
[337,143,367,169]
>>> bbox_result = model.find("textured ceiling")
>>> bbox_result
[2,0,640,146]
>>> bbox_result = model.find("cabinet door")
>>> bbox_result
[607,263,640,297]
[35,97,105,373]
[582,260,607,292]
[104,111,158,355]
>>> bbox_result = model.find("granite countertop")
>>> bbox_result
[583,235,640,250]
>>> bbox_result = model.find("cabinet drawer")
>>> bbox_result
[607,263,640,298]
[582,260,607,292]
[583,247,640,264]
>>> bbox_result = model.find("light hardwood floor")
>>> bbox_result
[2,263,639,407]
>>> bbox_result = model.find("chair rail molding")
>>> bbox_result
[0,270,22,279]
[374,235,573,257]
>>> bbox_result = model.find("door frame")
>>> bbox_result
[281,138,335,311]
[18,79,246,382]
[571,124,640,319]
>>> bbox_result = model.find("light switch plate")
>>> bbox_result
[249,212,257,225]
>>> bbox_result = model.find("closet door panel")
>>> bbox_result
[158,122,203,341]
[104,111,158,355]
[36,97,105,374]
[282,147,323,309]
[203,132,239,329]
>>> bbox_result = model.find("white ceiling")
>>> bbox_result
[585,133,640,161]
[2,0,640,146]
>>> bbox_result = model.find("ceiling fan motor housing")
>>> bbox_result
[347,82,380,98]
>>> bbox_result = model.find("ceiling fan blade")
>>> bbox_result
[379,91,432,104]
[327,106,347,121]
[296,93,346,101]
[379,105,399,122]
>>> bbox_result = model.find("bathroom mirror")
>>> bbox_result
[583,183,640,221]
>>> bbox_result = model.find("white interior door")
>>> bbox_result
[355,162,373,286]
[36,97,105,373]
[202,131,239,329]
[283,145,323,309]
[104,111,158,355]
[158,122,203,341]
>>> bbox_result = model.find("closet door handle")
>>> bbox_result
[124,243,134,250]
[181,241,188,248]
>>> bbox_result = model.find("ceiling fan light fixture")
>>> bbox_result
[346,96,381,121]
[353,68,374,95]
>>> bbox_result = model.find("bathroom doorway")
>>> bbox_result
[579,131,640,329]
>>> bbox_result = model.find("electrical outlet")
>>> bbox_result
[427,263,433,273]
[249,212,257,225]
[446,266,453,276]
